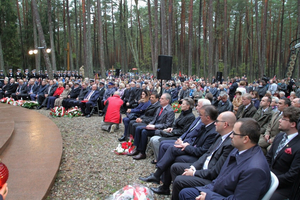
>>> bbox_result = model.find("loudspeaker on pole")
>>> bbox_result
[157,55,172,80]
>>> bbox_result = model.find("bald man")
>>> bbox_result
[167,112,236,199]
[291,98,300,108]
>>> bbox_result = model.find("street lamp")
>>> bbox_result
[28,47,51,55]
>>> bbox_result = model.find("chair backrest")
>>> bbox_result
[261,171,279,200]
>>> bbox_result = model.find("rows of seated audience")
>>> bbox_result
[1,72,300,199]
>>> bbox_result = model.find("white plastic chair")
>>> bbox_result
[262,171,279,200]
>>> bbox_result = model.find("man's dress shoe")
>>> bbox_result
[133,153,146,160]
[139,173,160,184]
[118,136,127,142]
[99,112,104,116]
[86,114,91,118]
[127,149,139,156]
[150,186,170,195]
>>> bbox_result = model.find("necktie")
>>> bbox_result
[86,91,94,100]
[158,108,163,116]
[274,134,288,159]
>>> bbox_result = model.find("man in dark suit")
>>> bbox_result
[215,92,233,113]
[266,106,300,200]
[139,105,219,193]
[79,84,100,117]
[11,79,28,100]
[98,82,106,112]
[236,93,257,119]
[37,80,58,109]
[127,82,138,108]
[61,81,81,109]
[4,78,18,97]
[26,78,38,99]
[179,118,270,200]
[63,82,88,110]
[168,111,236,199]
[127,93,161,137]
[127,93,175,160]
[228,78,238,101]
[31,79,48,101]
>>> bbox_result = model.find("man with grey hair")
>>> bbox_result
[236,93,257,119]
[216,91,233,113]
[271,96,279,112]
[292,98,300,108]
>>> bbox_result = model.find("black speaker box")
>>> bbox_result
[157,55,172,80]
[116,69,120,77]
[216,71,222,82]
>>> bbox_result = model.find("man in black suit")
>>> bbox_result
[11,79,27,100]
[127,93,161,137]
[127,82,138,108]
[139,105,219,194]
[61,81,81,109]
[98,82,106,115]
[63,82,89,110]
[168,111,236,199]
[37,80,58,109]
[79,84,100,117]
[4,78,18,97]
[127,93,175,160]
[266,106,300,200]
[0,79,8,99]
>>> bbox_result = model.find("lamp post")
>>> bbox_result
[28,47,51,72]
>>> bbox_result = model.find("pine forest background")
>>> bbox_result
[0,0,300,81]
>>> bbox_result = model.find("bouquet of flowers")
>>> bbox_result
[50,106,66,117]
[12,100,24,106]
[114,135,134,155]
[107,184,155,200]
[171,102,181,113]
[0,97,8,103]
[21,101,39,109]
[65,106,83,118]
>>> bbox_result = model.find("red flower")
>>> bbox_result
[128,141,132,147]
[285,148,292,155]
[175,109,178,112]
[121,142,128,149]
[173,105,176,108]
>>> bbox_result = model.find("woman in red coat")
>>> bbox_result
[101,91,124,133]
[46,82,65,109]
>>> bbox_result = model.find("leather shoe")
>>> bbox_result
[150,186,170,195]
[86,114,91,118]
[118,136,127,142]
[151,160,157,164]
[127,149,139,156]
[133,153,146,160]
[139,173,160,184]
[99,112,104,116]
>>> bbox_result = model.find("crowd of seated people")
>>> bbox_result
[1,70,300,199]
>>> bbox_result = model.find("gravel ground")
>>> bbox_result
[36,109,177,200]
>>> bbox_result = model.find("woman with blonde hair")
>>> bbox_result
[54,84,72,107]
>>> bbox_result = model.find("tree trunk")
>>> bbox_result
[147,0,155,74]
[31,0,53,79]
[74,0,79,71]
[47,0,57,72]
[223,0,228,78]
[168,0,173,56]
[161,0,167,55]
[196,0,202,77]
[97,0,106,78]
[255,0,262,78]
[32,5,40,72]
[180,0,186,73]
[16,0,25,69]
[208,0,214,78]
[261,0,268,77]
[187,0,193,76]
[154,0,159,75]
[279,0,285,78]
[298,0,300,79]
[85,0,93,78]
[66,0,74,71]
[0,36,4,71]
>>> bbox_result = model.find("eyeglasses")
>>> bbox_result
[280,118,290,122]
[232,131,246,137]
[215,120,226,123]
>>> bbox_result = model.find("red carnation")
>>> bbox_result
[285,148,292,155]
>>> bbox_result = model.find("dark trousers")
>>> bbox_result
[129,121,147,138]
[178,188,200,200]
[47,96,57,109]
[37,95,45,105]
[79,101,93,115]
[11,93,28,100]
[122,117,131,137]
[170,163,211,200]
[133,127,155,154]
